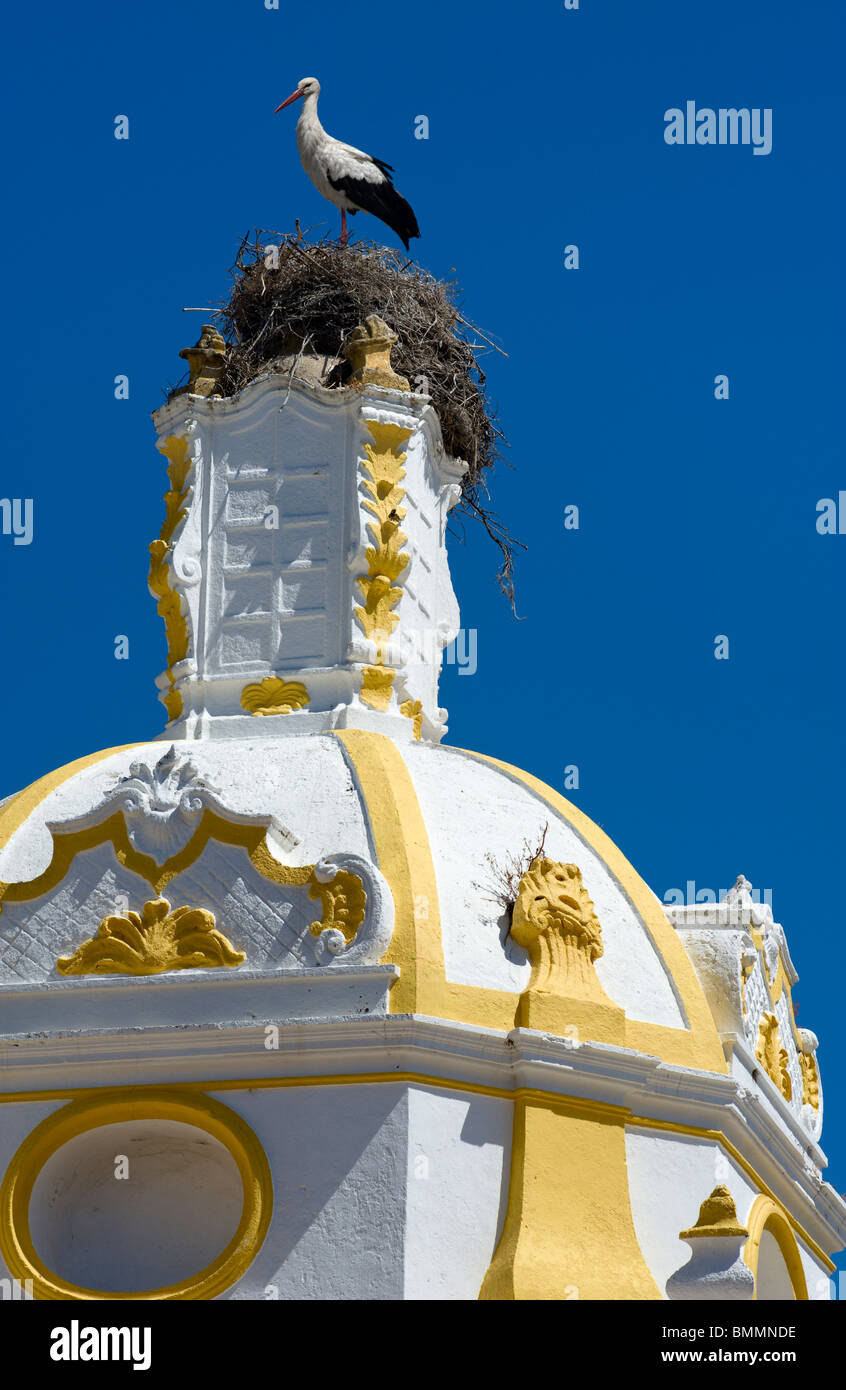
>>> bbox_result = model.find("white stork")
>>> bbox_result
[274,77,420,250]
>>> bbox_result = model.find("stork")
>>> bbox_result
[274,77,420,250]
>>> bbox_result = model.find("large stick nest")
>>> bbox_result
[206,230,521,602]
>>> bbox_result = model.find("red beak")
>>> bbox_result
[274,88,304,114]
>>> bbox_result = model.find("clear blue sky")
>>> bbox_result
[2,0,844,1256]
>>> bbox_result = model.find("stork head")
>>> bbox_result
[274,77,320,113]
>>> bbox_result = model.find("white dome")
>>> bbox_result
[0,729,723,1074]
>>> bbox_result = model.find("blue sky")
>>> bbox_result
[1,0,844,1260]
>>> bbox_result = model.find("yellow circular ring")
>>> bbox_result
[0,1089,273,1300]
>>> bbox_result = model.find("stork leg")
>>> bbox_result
[340,208,348,247]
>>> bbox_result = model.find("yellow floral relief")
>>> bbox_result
[355,421,413,711]
[241,678,310,716]
[400,698,423,739]
[755,1012,792,1101]
[801,1052,820,1111]
[148,435,192,723]
[57,897,244,977]
[54,866,367,978]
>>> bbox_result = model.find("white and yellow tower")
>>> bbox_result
[0,318,843,1300]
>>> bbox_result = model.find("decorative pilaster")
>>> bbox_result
[355,420,412,713]
[479,1096,661,1301]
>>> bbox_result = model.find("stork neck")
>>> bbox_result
[297,91,322,136]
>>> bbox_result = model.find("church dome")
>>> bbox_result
[0,729,724,1074]
[1,290,843,1303]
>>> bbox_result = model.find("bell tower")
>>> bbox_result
[150,317,465,745]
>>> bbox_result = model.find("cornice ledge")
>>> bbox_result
[153,370,433,429]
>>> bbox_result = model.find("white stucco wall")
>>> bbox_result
[404,1085,511,1300]
[0,737,372,887]
[625,1127,759,1298]
[0,1099,66,1284]
[403,743,686,1028]
[211,1082,510,1301]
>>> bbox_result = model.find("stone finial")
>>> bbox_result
[667,1185,754,1301]
[680,1186,748,1239]
[342,315,410,391]
[179,324,227,398]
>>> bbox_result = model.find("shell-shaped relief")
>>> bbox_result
[57,897,245,976]
[240,678,310,716]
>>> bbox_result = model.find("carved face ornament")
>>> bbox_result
[525,863,588,936]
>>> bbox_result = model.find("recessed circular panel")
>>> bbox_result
[0,1091,273,1300]
[29,1119,243,1293]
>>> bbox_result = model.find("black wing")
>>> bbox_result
[328,167,420,249]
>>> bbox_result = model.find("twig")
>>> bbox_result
[455,312,509,357]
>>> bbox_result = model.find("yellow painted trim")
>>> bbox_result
[0,1073,833,1273]
[0,1090,272,1301]
[335,728,443,1014]
[743,1196,810,1300]
[480,1093,662,1300]
[335,729,519,1025]
[337,732,725,1066]
[0,780,371,965]
[510,857,625,1040]
[354,421,412,648]
[461,750,728,1073]
[0,809,318,907]
[0,744,146,856]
